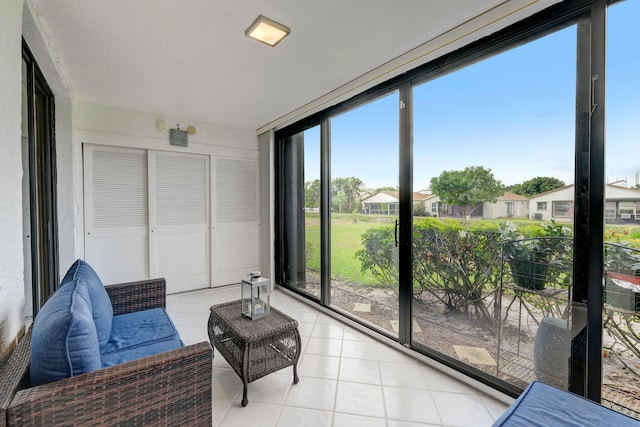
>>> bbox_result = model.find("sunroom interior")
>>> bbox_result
[3,0,640,425]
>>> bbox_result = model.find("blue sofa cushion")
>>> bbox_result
[101,339,184,367]
[101,308,182,355]
[30,280,101,386]
[61,259,113,349]
[492,381,639,426]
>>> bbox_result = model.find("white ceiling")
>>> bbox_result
[28,0,546,131]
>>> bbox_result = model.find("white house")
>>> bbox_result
[529,183,640,223]
[361,191,400,215]
[423,194,444,217]
[484,192,530,219]
[363,191,529,219]
[361,191,436,215]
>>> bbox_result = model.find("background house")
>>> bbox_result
[483,192,530,219]
[423,194,444,217]
[528,185,575,221]
[361,191,400,215]
[529,183,640,223]
[362,191,529,219]
[361,191,433,215]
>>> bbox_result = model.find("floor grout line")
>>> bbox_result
[168,287,509,426]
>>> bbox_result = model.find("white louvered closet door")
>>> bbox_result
[212,157,260,286]
[150,152,210,294]
[84,145,150,284]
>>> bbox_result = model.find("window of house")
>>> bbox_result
[604,202,616,219]
[553,201,573,217]
[619,202,636,219]
[537,201,548,210]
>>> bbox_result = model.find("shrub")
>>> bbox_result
[357,217,502,331]
[413,219,502,331]
[356,227,398,290]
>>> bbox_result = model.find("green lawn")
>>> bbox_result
[306,214,394,285]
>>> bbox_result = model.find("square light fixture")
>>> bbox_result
[245,15,290,47]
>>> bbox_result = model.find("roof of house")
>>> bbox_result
[526,184,575,198]
[361,191,399,204]
[362,191,434,203]
[497,192,529,201]
[529,183,640,200]
[413,192,432,201]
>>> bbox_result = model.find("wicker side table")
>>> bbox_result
[208,300,301,407]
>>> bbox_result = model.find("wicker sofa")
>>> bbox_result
[0,275,213,426]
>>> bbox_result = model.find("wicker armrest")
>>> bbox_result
[105,278,166,315]
[0,327,31,427]
[8,341,213,427]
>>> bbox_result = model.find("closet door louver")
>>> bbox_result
[150,152,210,293]
[84,146,150,284]
[92,149,148,228]
[155,154,207,226]
[212,158,260,286]
[216,158,258,223]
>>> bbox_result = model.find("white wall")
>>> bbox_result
[529,186,575,221]
[75,101,257,151]
[483,200,529,219]
[0,0,26,360]
[54,96,81,269]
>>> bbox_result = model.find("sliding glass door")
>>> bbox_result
[411,23,577,391]
[280,126,322,300]
[22,42,58,316]
[329,91,400,336]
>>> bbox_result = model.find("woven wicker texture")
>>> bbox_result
[0,328,31,427]
[106,278,166,315]
[208,300,300,406]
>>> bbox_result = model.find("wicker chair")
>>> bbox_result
[0,278,213,427]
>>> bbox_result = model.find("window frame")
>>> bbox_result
[275,0,609,401]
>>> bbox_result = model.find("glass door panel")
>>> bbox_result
[329,91,400,336]
[281,126,321,300]
[603,0,640,417]
[412,26,577,389]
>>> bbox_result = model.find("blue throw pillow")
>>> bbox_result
[30,280,101,386]
[61,259,113,349]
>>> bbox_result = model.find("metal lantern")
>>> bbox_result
[241,272,271,320]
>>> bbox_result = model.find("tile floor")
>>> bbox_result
[167,285,510,427]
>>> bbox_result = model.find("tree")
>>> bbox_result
[332,177,365,213]
[305,179,320,208]
[508,176,565,197]
[332,190,347,213]
[430,166,503,220]
[373,186,397,193]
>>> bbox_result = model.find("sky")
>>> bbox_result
[304,0,640,191]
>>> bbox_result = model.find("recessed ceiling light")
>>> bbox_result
[245,15,290,47]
